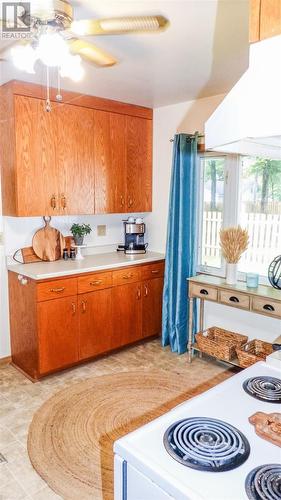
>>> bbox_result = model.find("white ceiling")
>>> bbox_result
[0,0,249,108]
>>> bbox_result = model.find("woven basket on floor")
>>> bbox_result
[236,339,274,368]
[196,327,248,362]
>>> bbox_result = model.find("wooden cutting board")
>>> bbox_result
[249,412,281,447]
[32,217,63,262]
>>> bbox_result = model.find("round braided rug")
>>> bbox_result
[28,370,230,500]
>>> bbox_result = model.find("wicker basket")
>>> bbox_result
[236,339,274,368]
[195,327,248,362]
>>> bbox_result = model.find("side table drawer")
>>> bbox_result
[189,283,218,301]
[219,290,250,310]
[252,296,281,318]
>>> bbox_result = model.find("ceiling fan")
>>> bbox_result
[0,0,169,74]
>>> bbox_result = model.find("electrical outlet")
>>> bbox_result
[97,225,106,236]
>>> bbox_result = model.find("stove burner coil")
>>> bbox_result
[163,417,250,472]
[245,464,281,500]
[243,376,281,403]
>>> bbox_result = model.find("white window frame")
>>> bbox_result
[197,153,269,285]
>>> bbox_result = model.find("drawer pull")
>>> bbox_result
[200,289,209,295]
[123,273,133,280]
[90,280,102,286]
[151,270,159,274]
[263,304,275,312]
[229,296,239,303]
[50,287,65,293]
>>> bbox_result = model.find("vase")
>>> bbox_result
[74,235,84,246]
[226,263,238,285]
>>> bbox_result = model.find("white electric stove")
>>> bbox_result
[114,354,281,500]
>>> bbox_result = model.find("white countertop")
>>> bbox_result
[7,251,165,280]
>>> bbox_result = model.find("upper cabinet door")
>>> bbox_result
[14,96,60,216]
[260,0,281,40]
[57,104,95,215]
[126,116,152,213]
[94,110,126,214]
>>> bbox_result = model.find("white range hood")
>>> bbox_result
[205,35,281,159]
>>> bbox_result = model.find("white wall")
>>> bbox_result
[149,94,281,343]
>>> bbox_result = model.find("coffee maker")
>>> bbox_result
[117,219,147,254]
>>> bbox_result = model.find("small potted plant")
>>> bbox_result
[220,226,249,285]
[70,223,92,246]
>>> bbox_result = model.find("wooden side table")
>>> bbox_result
[187,275,281,363]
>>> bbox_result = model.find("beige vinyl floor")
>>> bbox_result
[0,339,234,500]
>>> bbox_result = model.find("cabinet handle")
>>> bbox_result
[61,195,67,210]
[151,270,159,274]
[229,296,239,303]
[50,195,56,210]
[90,280,102,286]
[128,197,133,207]
[72,302,76,314]
[81,300,87,313]
[137,288,141,300]
[200,289,209,295]
[123,273,133,280]
[263,304,275,312]
[120,195,125,207]
[144,285,148,297]
[50,287,65,293]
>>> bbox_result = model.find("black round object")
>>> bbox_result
[268,256,281,290]
[243,376,281,403]
[163,417,250,472]
[245,464,281,500]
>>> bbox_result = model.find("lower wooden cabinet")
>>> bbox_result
[112,282,142,347]
[78,288,113,360]
[8,260,164,380]
[142,278,164,338]
[38,295,79,374]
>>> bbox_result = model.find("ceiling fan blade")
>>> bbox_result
[70,15,169,36]
[68,39,117,67]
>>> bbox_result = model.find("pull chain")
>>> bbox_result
[46,66,51,112]
[56,67,62,102]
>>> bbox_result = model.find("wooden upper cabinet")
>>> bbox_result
[0,81,152,216]
[126,116,152,213]
[14,95,60,216]
[94,110,126,214]
[260,0,281,40]
[249,0,281,42]
[57,104,95,215]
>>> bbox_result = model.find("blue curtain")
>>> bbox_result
[162,133,198,354]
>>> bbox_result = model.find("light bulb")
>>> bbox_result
[11,44,37,73]
[60,55,85,82]
[37,33,69,67]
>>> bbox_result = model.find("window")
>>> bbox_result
[198,154,281,280]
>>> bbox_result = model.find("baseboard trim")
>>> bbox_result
[0,355,12,366]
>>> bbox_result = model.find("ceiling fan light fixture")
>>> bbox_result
[60,54,85,81]
[37,33,69,67]
[11,44,37,74]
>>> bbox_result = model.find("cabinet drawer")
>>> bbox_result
[189,283,218,301]
[78,272,112,293]
[37,278,77,302]
[252,296,281,318]
[219,290,250,310]
[142,262,165,280]
[113,267,141,286]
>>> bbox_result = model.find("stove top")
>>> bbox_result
[163,417,250,472]
[243,376,281,403]
[245,464,281,500]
